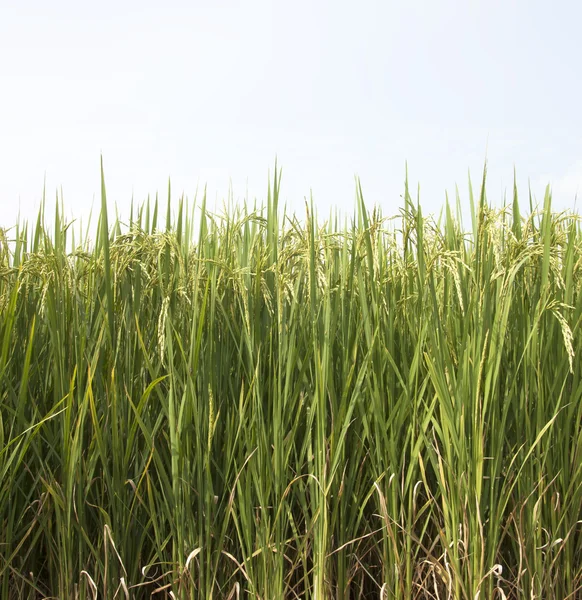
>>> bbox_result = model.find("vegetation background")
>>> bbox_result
[0,164,580,598]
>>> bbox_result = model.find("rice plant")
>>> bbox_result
[0,163,581,599]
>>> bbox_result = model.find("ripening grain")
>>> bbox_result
[0,166,581,599]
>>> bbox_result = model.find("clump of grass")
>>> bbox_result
[0,164,581,599]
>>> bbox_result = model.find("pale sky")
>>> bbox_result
[1,0,580,230]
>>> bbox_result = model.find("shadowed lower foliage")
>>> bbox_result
[0,165,581,599]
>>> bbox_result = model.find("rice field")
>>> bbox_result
[0,164,581,599]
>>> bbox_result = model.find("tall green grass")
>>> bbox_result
[0,165,581,599]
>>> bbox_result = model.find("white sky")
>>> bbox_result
[1,0,581,229]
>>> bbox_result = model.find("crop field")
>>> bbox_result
[0,165,581,599]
